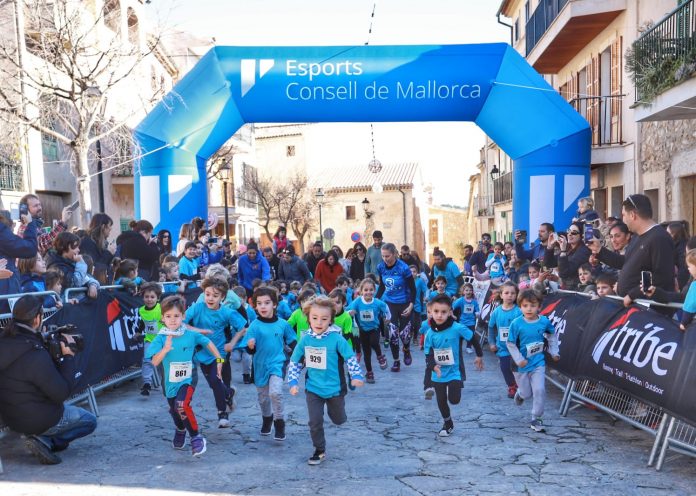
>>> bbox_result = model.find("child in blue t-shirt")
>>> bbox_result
[424,294,484,437]
[487,282,522,399]
[285,282,302,311]
[178,242,201,289]
[427,276,449,302]
[679,251,696,331]
[410,265,428,344]
[146,295,224,457]
[231,285,255,384]
[288,296,364,465]
[185,277,247,428]
[160,262,187,294]
[485,242,507,280]
[453,283,480,354]
[347,279,390,384]
[506,289,559,433]
[241,286,296,441]
[336,275,354,303]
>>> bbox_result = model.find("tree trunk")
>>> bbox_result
[74,145,92,228]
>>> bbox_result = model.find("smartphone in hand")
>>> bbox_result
[641,271,653,291]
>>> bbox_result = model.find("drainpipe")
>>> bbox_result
[497,12,513,46]
[398,187,407,246]
[13,0,32,193]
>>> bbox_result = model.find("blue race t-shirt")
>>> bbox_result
[277,299,292,320]
[424,322,473,383]
[178,257,199,289]
[414,277,428,314]
[453,297,480,328]
[195,289,242,310]
[145,330,210,398]
[433,260,461,296]
[507,315,555,373]
[376,259,413,304]
[418,319,430,336]
[487,305,523,357]
[347,297,388,331]
[290,329,356,398]
[185,302,246,364]
[486,253,507,279]
[241,317,296,387]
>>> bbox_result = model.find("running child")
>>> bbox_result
[185,277,247,428]
[288,296,365,465]
[240,286,296,441]
[285,281,302,311]
[328,288,357,390]
[428,276,448,301]
[487,282,522,399]
[347,279,390,383]
[232,285,254,384]
[137,282,163,396]
[411,265,428,345]
[424,294,484,436]
[453,283,480,354]
[485,242,507,280]
[146,295,223,457]
[335,275,354,302]
[506,289,560,432]
[288,289,315,341]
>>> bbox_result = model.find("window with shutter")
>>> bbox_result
[610,37,623,144]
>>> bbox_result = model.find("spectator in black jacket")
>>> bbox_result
[78,213,114,285]
[303,242,326,276]
[0,295,97,465]
[263,246,280,280]
[589,194,675,307]
[544,221,591,290]
[116,220,161,281]
[469,233,493,274]
[0,211,38,312]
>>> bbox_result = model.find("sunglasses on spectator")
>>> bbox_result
[626,195,638,209]
[568,230,580,235]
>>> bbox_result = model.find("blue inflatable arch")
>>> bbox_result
[135,44,590,244]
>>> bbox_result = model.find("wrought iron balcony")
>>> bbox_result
[569,95,623,146]
[493,172,513,205]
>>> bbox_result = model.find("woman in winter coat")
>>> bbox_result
[0,212,38,312]
[78,213,114,284]
[116,220,161,281]
[314,250,344,293]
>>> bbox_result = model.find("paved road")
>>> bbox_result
[1,347,695,495]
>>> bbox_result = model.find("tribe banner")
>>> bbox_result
[540,294,696,424]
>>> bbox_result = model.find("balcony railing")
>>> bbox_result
[526,0,570,56]
[0,158,23,191]
[570,95,623,146]
[631,0,696,102]
[493,172,513,204]
[473,195,494,217]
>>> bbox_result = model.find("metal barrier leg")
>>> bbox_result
[87,387,100,417]
[151,367,161,389]
[649,413,670,467]
[560,380,575,417]
[656,416,676,471]
[558,378,572,415]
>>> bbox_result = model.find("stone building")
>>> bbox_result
[498,0,696,229]
[426,204,469,266]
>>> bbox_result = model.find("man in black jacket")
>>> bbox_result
[589,194,675,307]
[0,296,97,465]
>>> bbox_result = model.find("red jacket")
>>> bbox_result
[314,259,344,293]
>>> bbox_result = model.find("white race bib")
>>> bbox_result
[499,327,510,342]
[169,361,192,383]
[145,321,158,335]
[306,346,327,370]
[464,304,474,314]
[526,341,544,357]
[434,347,454,366]
[360,309,375,322]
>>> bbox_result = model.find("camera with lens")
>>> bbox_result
[42,324,85,362]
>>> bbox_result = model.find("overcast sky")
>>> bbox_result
[146,0,510,207]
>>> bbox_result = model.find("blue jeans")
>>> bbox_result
[38,405,97,451]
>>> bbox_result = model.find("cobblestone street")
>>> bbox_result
[1,348,695,495]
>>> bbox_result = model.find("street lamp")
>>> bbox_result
[215,161,232,241]
[361,197,370,215]
[315,188,325,246]
[490,164,500,181]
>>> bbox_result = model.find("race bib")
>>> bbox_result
[306,346,327,370]
[144,321,158,335]
[464,304,474,314]
[434,347,454,366]
[526,341,544,357]
[360,309,375,322]
[499,327,509,342]
[169,361,192,383]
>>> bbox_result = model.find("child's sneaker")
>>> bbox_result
[390,360,400,372]
[218,412,230,428]
[507,385,517,399]
[530,418,546,432]
[191,435,207,457]
[366,371,375,384]
[348,372,356,390]
[140,383,151,396]
[465,346,474,354]
[243,373,252,384]
[377,355,388,370]
[225,387,237,412]
[438,419,454,437]
[383,339,389,349]
[403,349,412,366]
[308,448,326,465]
[172,429,187,449]
[273,419,286,441]
[424,387,435,400]
[261,415,273,436]
[514,391,524,406]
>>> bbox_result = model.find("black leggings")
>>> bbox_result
[199,361,231,415]
[387,302,412,360]
[499,355,517,387]
[434,380,462,420]
[167,384,199,436]
[359,329,382,372]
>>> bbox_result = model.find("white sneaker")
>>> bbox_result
[465,347,474,354]
[218,413,230,428]
[424,387,435,400]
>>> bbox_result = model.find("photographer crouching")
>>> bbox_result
[0,295,96,465]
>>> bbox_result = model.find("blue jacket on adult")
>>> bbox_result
[514,241,546,263]
[0,220,38,311]
[237,253,271,291]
